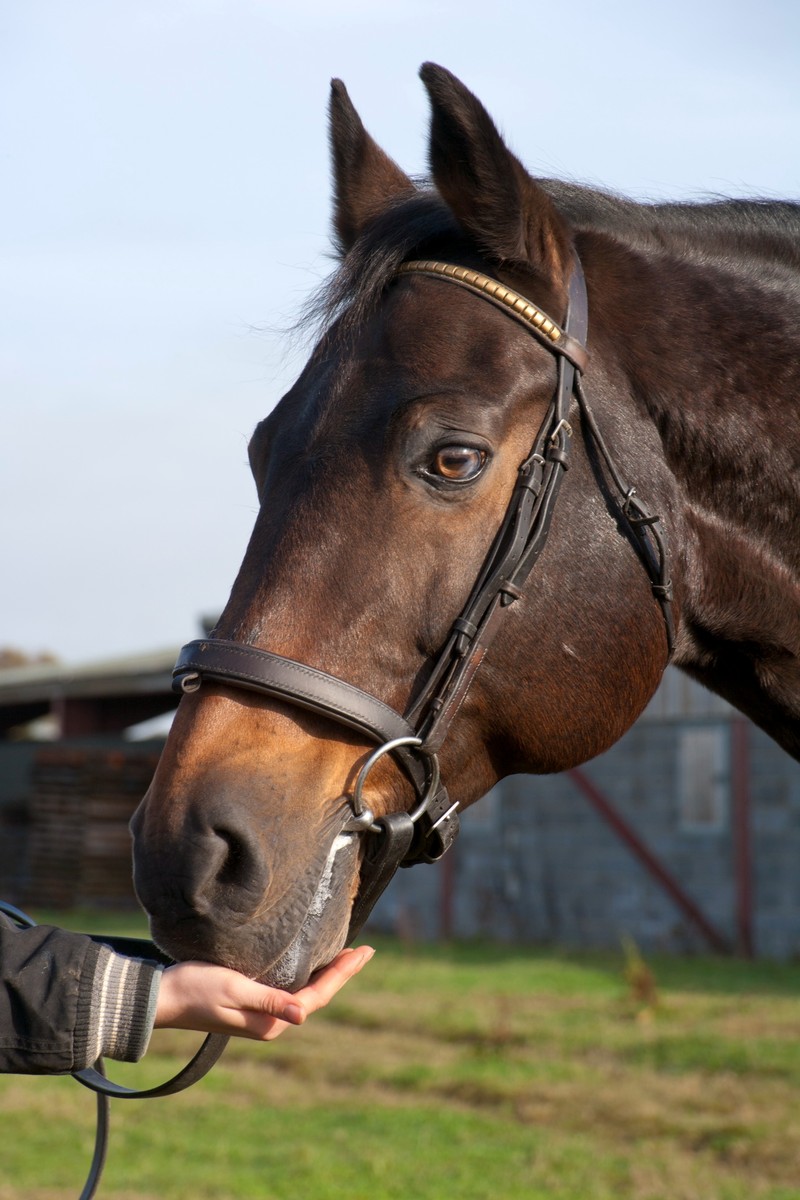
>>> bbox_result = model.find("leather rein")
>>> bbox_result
[172,253,675,939]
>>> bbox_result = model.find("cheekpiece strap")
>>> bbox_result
[401,257,589,750]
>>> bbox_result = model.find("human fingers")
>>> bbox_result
[291,946,375,1018]
[155,962,298,1034]
[222,947,373,1024]
[155,947,373,1040]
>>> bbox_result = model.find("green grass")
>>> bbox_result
[2,915,800,1199]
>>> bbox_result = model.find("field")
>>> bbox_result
[1,912,800,1199]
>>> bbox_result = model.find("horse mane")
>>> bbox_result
[305,182,800,345]
[541,180,800,271]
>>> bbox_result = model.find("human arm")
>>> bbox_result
[0,913,160,1075]
[0,912,374,1074]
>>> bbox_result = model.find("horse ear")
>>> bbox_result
[329,79,416,254]
[419,63,572,289]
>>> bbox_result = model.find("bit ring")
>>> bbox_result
[349,736,441,834]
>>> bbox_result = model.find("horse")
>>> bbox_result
[131,63,800,990]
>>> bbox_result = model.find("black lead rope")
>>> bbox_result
[0,901,227,1200]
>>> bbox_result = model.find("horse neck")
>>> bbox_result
[584,215,800,757]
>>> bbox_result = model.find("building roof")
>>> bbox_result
[0,647,182,737]
[0,647,179,705]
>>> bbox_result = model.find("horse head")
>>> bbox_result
[131,65,678,987]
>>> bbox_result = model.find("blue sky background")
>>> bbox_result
[2,0,799,663]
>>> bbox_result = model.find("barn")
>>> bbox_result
[0,649,177,908]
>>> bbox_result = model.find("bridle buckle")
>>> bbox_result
[550,418,573,444]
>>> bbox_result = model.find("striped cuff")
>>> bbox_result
[87,946,164,1064]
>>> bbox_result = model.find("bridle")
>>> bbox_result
[4,254,674,1200]
[172,253,675,937]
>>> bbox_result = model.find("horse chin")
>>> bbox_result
[255,830,359,990]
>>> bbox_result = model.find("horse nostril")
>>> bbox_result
[213,825,254,888]
[198,821,270,916]
[134,810,271,926]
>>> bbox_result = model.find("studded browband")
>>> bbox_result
[397,260,590,372]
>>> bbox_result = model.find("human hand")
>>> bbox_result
[154,946,374,1041]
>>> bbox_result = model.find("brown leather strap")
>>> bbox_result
[174,639,415,746]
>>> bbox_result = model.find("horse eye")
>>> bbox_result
[430,446,487,482]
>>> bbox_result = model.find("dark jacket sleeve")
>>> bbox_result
[0,914,162,1075]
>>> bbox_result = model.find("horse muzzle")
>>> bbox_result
[131,791,362,989]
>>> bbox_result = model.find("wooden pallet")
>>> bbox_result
[24,747,160,908]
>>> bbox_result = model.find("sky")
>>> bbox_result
[2,0,799,665]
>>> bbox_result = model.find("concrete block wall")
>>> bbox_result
[373,717,800,959]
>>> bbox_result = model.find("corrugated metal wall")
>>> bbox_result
[374,671,800,959]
